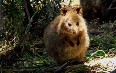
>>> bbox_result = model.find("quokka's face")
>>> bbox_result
[59,6,84,36]
[60,11,83,37]
[61,17,79,36]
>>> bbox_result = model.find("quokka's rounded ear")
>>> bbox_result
[60,6,69,16]
[74,6,83,15]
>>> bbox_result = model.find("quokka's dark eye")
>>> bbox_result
[68,23,72,26]
[76,22,79,26]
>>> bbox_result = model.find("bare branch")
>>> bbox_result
[24,0,31,34]
[108,0,116,10]
[108,7,116,10]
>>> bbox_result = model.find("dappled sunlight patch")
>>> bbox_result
[85,55,116,72]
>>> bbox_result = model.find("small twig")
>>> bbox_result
[54,60,75,73]
[54,61,70,73]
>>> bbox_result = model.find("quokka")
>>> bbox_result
[44,6,90,65]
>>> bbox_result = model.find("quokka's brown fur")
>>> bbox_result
[44,6,90,65]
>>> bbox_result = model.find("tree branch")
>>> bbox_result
[24,0,31,34]
[108,0,116,10]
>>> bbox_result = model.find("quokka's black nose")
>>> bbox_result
[73,30,76,34]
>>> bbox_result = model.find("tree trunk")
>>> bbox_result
[0,0,3,34]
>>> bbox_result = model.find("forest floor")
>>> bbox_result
[83,19,116,73]
[0,19,116,73]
